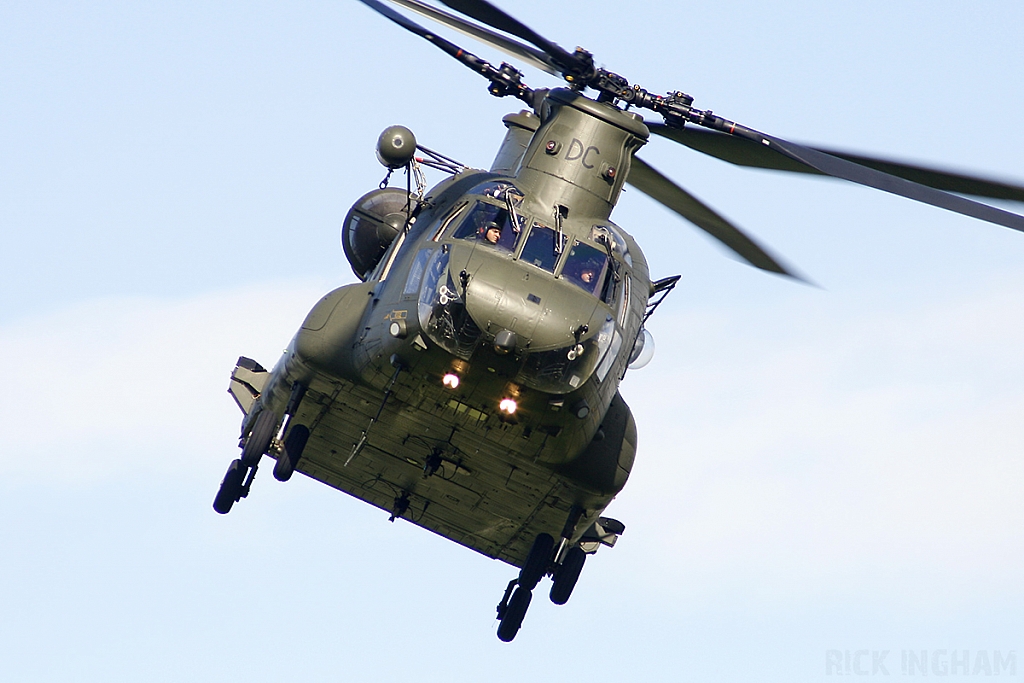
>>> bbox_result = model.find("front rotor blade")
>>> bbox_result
[628,156,804,280]
[357,0,533,101]
[438,0,583,73]
[649,123,1024,204]
[814,149,1024,204]
[357,0,463,56]
[763,134,1024,232]
[389,0,561,76]
[649,123,815,173]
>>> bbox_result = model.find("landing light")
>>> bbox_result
[499,398,518,415]
[442,373,460,389]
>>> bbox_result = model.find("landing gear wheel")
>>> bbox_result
[213,459,245,514]
[518,532,555,590]
[274,424,310,482]
[496,585,532,642]
[241,409,277,466]
[549,545,586,605]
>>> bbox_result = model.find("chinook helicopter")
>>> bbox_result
[213,0,1024,642]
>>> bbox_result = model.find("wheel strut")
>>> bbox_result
[495,579,518,620]
[552,504,585,565]
[274,382,307,444]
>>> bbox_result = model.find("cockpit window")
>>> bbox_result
[432,201,468,242]
[520,224,560,272]
[451,201,521,252]
[590,224,632,267]
[468,179,524,205]
[562,241,609,296]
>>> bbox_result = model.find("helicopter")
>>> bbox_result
[211,0,1024,642]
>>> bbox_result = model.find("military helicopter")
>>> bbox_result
[212,0,1024,642]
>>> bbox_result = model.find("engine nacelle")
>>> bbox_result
[341,188,410,281]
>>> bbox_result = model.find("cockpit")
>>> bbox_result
[408,178,636,393]
[518,224,559,272]
[451,200,522,252]
[561,239,609,298]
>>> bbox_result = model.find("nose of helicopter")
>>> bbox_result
[462,247,604,353]
[417,242,617,393]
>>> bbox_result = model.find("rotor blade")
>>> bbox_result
[814,149,1024,204]
[648,123,1024,204]
[357,0,466,58]
[763,133,1024,232]
[627,156,804,280]
[649,123,818,173]
[357,0,533,100]
[437,0,584,73]
[388,0,561,76]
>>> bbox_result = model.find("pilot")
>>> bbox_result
[483,221,502,244]
[580,268,596,285]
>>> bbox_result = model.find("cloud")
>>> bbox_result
[2,272,1021,606]
[615,272,1024,602]
[0,278,336,481]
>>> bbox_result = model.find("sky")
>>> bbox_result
[2,1,1023,680]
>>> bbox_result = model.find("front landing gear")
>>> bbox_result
[519,533,555,590]
[241,408,277,467]
[212,458,246,514]
[494,532,588,642]
[273,424,310,482]
[493,512,625,641]
[212,382,309,514]
[550,545,586,605]
[212,449,264,514]
[212,408,275,515]
[494,532,555,641]
[496,581,533,642]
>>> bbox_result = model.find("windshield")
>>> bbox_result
[561,241,609,296]
[451,201,521,252]
[520,224,560,272]
[591,223,632,267]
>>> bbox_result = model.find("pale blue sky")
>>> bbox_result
[2,1,1023,680]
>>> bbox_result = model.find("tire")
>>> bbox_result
[496,586,532,642]
[518,533,555,590]
[213,459,245,514]
[241,410,277,466]
[273,452,295,482]
[549,546,586,605]
[274,425,310,482]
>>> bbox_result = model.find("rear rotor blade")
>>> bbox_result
[649,123,1024,204]
[627,156,804,281]
[389,0,561,76]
